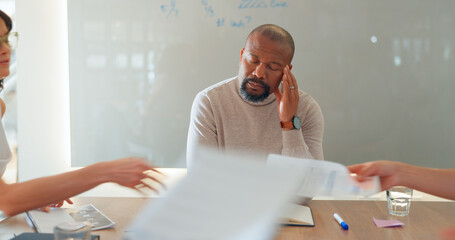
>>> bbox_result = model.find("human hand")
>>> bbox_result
[274,65,299,123]
[347,160,402,191]
[39,198,73,212]
[101,157,166,193]
[440,226,455,240]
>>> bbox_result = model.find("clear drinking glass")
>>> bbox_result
[387,186,413,216]
[54,221,91,240]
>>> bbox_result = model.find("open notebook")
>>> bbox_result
[280,203,314,226]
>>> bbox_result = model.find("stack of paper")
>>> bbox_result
[125,148,301,240]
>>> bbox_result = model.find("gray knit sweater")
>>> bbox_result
[187,77,324,166]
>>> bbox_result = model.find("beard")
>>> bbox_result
[239,77,271,103]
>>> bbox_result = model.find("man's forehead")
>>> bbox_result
[245,44,290,65]
[245,34,292,63]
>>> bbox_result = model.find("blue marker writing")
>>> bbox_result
[333,213,349,230]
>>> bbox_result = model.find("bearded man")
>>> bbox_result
[187,24,324,166]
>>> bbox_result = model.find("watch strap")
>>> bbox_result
[280,120,294,130]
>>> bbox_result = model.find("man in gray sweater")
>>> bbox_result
[187,24,324,167]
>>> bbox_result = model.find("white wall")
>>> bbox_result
[16,0,70,181]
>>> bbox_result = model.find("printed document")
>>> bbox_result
[267,154,380,198]
[125,148,301,240]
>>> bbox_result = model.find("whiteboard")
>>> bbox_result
[68,0,455,168]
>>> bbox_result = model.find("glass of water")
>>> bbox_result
[387,186,413,216]
[54,221,91,240]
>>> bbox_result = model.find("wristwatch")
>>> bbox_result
[280,116,301,130]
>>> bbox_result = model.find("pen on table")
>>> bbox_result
[333,213,349,230]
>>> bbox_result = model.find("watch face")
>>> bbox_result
[293,116,301,130]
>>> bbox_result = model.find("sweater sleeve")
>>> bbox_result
[281,96,324,160]
[186,91,218,169]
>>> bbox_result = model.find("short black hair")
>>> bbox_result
[246,24,295,62]
[0,9,12,91]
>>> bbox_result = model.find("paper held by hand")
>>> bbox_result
[267,154,381,198]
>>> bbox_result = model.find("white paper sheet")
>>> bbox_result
[125,148,301,240]
[26,208,74,233]
[0,210,8,223]
[267,154,380,198]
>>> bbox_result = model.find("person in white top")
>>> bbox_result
[0,9,11,177]
[0,9,164,219]
[0,102,11,176]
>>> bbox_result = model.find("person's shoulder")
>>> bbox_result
[191,77,237,113]
[204,77,236,93]
[197,77,237,98]
[297,90,319,104]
